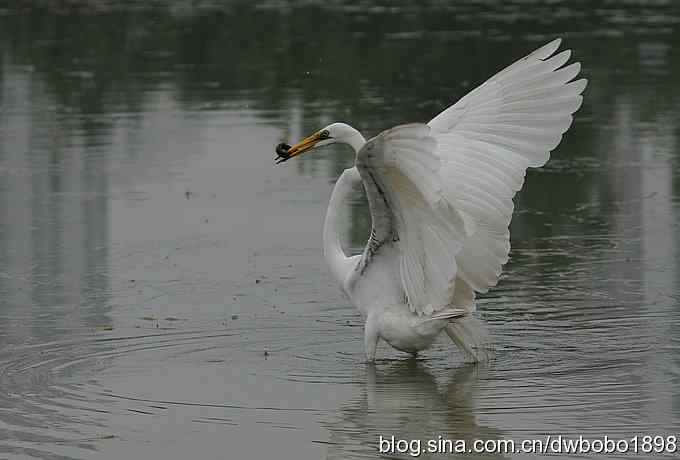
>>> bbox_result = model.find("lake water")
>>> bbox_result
[1,1,679,459]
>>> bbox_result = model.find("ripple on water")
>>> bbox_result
[0,312,366,455]
[1,295,679,459]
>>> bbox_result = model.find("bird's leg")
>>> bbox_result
[364,313,380,362]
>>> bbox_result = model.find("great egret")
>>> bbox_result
[276,39,586,362]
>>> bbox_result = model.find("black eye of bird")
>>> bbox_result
[320,130,330,139]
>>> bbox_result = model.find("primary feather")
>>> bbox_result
[351,39,586,319]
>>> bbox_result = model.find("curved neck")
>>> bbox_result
[341,126,367,154]
[323,167,362,286]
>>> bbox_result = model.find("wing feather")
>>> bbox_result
[356,124,468,316]
[430,38,587,293]
[354,39,586,316]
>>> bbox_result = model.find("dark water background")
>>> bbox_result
[1,1,679,459]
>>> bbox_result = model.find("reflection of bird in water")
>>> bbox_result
[324,360,507,460]
[277,39,586,362]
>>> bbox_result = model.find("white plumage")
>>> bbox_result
[280,39,586,362]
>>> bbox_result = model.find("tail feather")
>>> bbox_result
[445,315,495,363]
[415,307,467,324]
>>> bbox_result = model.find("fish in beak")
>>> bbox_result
[275,130,330,164]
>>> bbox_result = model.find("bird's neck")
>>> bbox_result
[323,167,362,287]
[341,125,367,154]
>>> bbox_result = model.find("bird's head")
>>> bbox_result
[275,123,363,164]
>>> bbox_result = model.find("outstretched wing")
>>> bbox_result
[355,123,468,316]
[354,39,586,316]
[428,38,586,294]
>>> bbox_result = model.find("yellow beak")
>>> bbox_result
[286,132,324,159]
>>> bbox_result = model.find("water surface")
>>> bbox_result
[1,1,679,459]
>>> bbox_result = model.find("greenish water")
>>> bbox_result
[1,1,679,459]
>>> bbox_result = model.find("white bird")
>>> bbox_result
[277,39,586,362]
